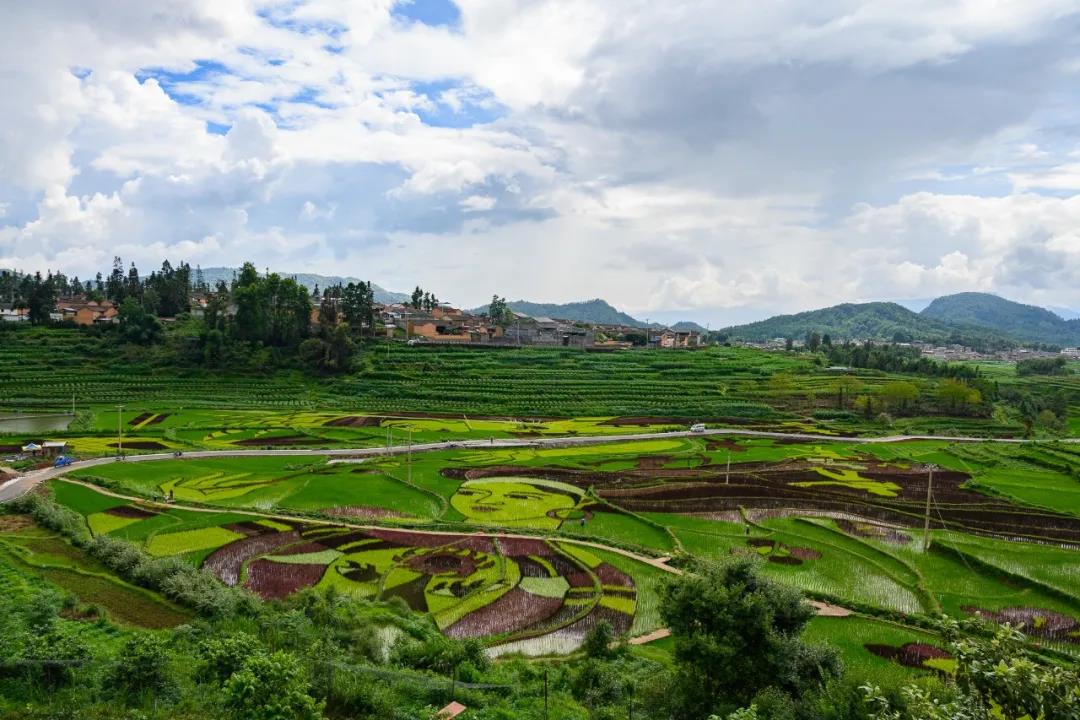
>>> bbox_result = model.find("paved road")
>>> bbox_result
[2,426,1077,504]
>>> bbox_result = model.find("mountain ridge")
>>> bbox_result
[718,301,1017,348]
[196,267,409,304]
[920,292,1080,346]
[470,298,651,327]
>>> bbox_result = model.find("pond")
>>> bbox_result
[0,413,73,434]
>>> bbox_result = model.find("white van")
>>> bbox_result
[690,423,706,433]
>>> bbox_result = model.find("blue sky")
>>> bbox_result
[2,0,1080,325]
[392,0,462,28]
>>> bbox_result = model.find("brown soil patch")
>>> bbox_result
[245,559,326,599]
[145,413,169,426]
[787,546,822,561]
[635,455,672,470]
[405,551,478,577]
[128,412,153,426]
[706,439,747,452]
[0,514,36,532]
[222,520,273,537]
[324,415,384,428]
[107,441,168,450]
[866,642,951,670]
[837,519,911,545]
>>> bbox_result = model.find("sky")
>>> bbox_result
[2,0,1080,326]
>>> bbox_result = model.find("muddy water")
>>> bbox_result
[0,413,73,434]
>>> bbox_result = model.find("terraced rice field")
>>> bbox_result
[45,428,1080,670]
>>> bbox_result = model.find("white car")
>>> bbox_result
[690,423,706,433]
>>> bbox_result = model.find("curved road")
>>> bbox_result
[2,426,1077,504]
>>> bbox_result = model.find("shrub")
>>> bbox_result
[103,635,177,703]
[224,650,324,720]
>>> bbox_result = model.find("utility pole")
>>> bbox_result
[116,404,124,456]
[71,392,75,416]
[922,465,935,552]
[725,450,731,484]
[407,427,413,485]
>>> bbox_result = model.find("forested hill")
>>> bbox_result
[198,267,408,304]
[921,292,1080,346]
[471,298,646,326]
[720,301,1013,347]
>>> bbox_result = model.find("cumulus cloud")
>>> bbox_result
[2,0,1080,322]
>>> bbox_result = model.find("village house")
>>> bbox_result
[0,307,27,322]
[53,298,119,326]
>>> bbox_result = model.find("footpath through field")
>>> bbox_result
[2,425,1078,504]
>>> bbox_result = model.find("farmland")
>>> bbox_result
[31,427,1076,676]
[4,327,1079,461]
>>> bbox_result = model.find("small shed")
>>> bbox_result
[437,701,467,719]
[42,441,69,457]
[21,442,42,455]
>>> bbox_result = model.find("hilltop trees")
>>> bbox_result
[488,295,511,324]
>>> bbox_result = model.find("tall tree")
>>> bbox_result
[106,256,126,302]
[660,558,840,718]
[488,295,510,324]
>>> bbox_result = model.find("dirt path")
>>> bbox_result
[807,600,853,617]
[628,628,671,645]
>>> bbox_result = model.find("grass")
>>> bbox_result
[560,511,675,552]
[144,526,246,556]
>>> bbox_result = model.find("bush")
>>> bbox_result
[103,635,176,703]
[224,651,324,720]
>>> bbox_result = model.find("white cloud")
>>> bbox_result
[2,1,1080,323]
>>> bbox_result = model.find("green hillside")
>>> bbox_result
[921,292,1080,346]
[721,301,1012,347]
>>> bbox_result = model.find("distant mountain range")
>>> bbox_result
[35,261,1080,346]
[720,293,1080,348]
[470,299,649,327]
[197,267,409,304]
